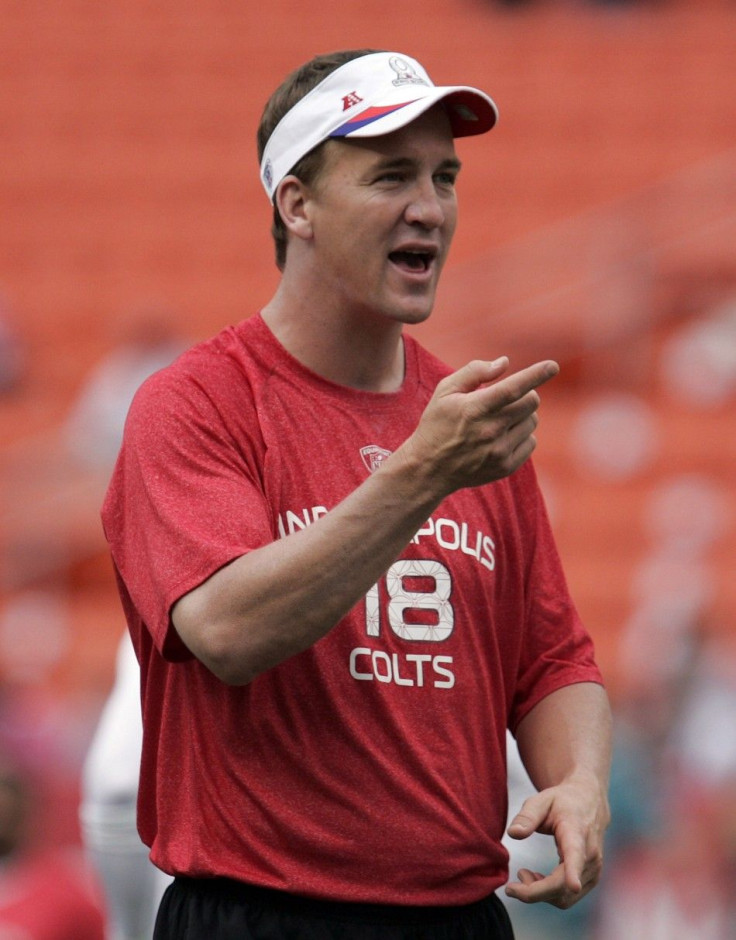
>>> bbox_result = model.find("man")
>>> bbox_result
[102,49,612,939]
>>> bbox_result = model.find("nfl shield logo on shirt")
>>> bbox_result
[360,444,392,473]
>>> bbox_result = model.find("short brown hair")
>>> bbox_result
[257,49,382,271]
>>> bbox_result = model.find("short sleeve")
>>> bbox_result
[101,355,273,659]
[507,465,603,733]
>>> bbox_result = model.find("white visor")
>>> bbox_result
[260,51,498,202]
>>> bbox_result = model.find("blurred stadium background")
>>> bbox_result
[0,0,734,936]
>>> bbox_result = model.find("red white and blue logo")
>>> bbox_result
[331,100,420,137]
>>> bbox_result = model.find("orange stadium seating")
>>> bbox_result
[1,0,735,704]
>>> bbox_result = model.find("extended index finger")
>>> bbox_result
[476,360,560,411]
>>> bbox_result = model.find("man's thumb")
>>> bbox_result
[441,357,509,396]
[507,792,550,841]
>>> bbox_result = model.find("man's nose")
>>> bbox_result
[404,179,446,228]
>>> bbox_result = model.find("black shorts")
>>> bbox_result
[154,877,516,940]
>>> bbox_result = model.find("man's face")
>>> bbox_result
[302,105,460,328]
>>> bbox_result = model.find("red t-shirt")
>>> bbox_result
[102,313,602,905]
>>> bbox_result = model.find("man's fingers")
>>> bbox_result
[507,791,553,840]
[506,812,537,840]
[505,865,588,910]
[439,357,510,396]
[505,818,601,909]
[412,356,558,490]
[561,835,585,895]
[506,411,539,444]
[505,866,565,905]
[564,861,584,895]
[440,358,558,402]
[489,359,559,405]
[554,815,597,896]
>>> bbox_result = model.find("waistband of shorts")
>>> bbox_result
[173,877,502,925]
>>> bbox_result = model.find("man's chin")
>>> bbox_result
[389,293,437,326]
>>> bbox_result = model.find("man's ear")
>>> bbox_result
[275,176,314,242]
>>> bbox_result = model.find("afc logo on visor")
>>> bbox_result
[342,91,364,111]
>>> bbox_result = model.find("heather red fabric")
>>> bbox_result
[102,313,602,905]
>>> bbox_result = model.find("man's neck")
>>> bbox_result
[261,288,406,393]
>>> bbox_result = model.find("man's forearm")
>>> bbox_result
[172,443,445,685]
[171,358,558,685]
[514,682,612,794]
[506,682,612,907]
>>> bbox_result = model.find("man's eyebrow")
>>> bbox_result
[439,157,462,174]
[370,156,463,172]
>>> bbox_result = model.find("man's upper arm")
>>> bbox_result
[103,363,271,660]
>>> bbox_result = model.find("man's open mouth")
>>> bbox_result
[388,250,434,273]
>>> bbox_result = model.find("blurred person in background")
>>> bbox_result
[70,305,184,936]
[80,634,171,940]
[597,626,736,939]
[64,305,187,469]
[0,759,105,940]
[102,49,611,939]
[0,304,186,589]
[596,779,733,939]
